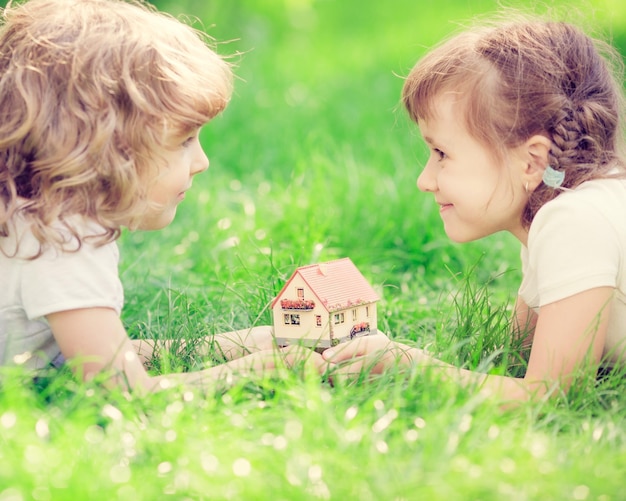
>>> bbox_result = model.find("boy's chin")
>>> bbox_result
[132,209,177,231]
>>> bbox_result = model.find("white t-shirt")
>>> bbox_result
[0,215,123,369]
[519,177,626,365]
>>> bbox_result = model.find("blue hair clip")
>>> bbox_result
[542,165,565,189]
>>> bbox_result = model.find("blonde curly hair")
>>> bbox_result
[0,0,232,253]
[402,15,626,228]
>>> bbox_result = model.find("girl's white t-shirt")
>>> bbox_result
[519,177,626,365]
[0,216,123,369]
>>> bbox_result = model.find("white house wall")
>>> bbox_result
[328,305,378,343]
[273,274,378,348]
[272,275,330,347]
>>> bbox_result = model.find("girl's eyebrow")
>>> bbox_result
[422,135,443,149]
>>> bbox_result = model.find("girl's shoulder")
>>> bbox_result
[539,176,626,216]
[529,177,626,245]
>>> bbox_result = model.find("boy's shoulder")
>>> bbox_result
[1,210,109,259]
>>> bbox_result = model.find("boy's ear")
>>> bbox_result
[522,134,551,191]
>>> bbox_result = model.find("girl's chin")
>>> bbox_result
[443,226,481,244]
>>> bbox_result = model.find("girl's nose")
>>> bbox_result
[416,161,437,192]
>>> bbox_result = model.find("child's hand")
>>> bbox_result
[224,344,326,376]
[321,334,419,380]
[213,325,275,360]
[280,344,327,373]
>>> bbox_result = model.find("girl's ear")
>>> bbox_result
[522,134,551,191]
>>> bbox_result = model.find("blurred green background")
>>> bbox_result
[3,0,626,286]
[4,0,626,323]
[145,0,626,272]
[119,0,626,329]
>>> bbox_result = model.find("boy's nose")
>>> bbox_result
[192,145,209,175]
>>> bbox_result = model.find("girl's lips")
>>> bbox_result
[439,203,453,212]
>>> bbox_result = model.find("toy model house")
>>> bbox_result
[271,258,380,349]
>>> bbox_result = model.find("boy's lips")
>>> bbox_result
[178,185,192,201]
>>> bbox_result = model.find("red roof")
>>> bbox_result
[272,257,379,312]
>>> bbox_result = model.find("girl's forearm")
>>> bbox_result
[414,350,551,404]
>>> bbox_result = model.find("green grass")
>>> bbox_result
[2,0,626,499]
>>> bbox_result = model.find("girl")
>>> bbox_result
[323,16,626,402]
[0,0,313,392]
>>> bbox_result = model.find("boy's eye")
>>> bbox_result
[181,136,195,147]
[433,148,446,161]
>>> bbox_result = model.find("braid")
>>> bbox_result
[548,107,589,186]
[524,102,618,225]
[548,101,616,186]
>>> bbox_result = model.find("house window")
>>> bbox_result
[290,314,300,325]
[296,288,304,298]
[352,309,357,321]
[334,313,345,324]
[284,314,290,325]
[366,306,370,317]
[315,315,322,327]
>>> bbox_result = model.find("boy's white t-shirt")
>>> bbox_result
[0,216,123,369]
[519,177,626,365]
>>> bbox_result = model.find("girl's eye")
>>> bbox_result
[433,148,446,161]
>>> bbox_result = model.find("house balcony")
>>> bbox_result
[280,299,315,311]
[350,322,370,338]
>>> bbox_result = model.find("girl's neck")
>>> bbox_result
[510,226,530,247]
